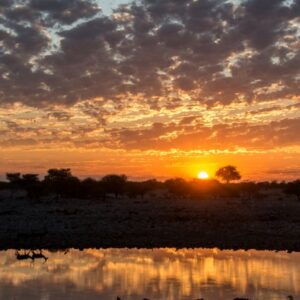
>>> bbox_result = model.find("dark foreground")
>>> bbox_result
[0,193,300,251]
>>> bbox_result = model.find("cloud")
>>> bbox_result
[0,0,298,108]
[29,0,100,24]
[47,111,72,121]
[267,167,300,176]
[108,117,300,151]
[0,0,299,157]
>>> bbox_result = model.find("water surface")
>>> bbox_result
[0,248,299,300]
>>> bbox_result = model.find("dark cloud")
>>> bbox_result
[0,0,299,108]
[0,0,12,7]
[5,5,37,22]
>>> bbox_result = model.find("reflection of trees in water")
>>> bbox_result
[15,248,70,262]
[15,250,48,262]
[3,249,300,299]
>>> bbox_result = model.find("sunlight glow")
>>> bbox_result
[197,171,209,180]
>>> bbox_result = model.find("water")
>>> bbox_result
[0,248,299,300]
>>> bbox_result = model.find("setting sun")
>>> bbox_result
[197,171,209,180]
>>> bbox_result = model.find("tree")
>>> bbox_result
[101,174,127,198]
[44,168,79,199]
[126,179,158,199]
[6,173,22,199]
[21,174,41,200]
[285,180,300,201]
[165,178,188,198]
[80,178,105,199]
[6,173,21,184]
[45,169,72,181]
[215,165,241,184]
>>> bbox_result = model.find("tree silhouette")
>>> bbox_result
[6,173,22,199]
[101,174,127,198]
[21,174,41,200]
[165,178,188,198]
[285,180,300,201]
[126,179,159,199]
[81,178,105,199]
[44,168,79,199]
[6,173,21,184]
[215,166,241,184]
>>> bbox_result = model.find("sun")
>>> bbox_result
[197,171,209,180]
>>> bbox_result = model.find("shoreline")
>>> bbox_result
[1,235,299,252]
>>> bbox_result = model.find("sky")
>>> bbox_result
[0,0,299,181]
[97,0,132,14]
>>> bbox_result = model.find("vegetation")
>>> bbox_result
[101,174,127,198]
[285,180,300,201]
[0,166,299,202]
[0,166,300,252]
[215,166,241,184]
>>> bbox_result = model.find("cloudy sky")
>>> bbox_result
[0,0,299,180]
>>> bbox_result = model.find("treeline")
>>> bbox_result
[3,169,156,200]
[0,168,300,201]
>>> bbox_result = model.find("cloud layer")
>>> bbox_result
[0,0,300,178]
[1,0,299,107]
